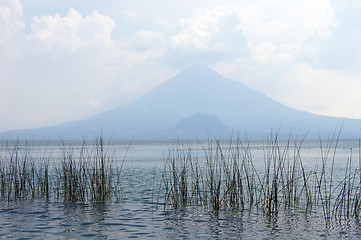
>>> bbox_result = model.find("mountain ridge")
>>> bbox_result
[1,64,360,140]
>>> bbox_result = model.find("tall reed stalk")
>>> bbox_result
[160,133,361,225]
[0,141,50,201]
[0,135,125,203]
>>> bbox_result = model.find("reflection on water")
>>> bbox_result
[1,198,361,239]
[1,139,361,239]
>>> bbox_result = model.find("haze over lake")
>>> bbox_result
[1,65,361,140]
[1,138,361,239]
[2,1,361,239]
[2,0,361,137]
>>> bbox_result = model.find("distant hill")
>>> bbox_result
[171,113,230,139]
[1,64,360,140]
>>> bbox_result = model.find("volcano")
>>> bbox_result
[1,65,360,139]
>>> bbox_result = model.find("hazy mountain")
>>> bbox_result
[171,113,230,139]
[1,64,360,140]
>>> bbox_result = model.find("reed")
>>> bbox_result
[160,140,199,209]
[0,141,43,201]
[2,132,361,224]
[159,133,361,224]
[160,138,262,211]
[0,135,125,203]
[54,135,125,202]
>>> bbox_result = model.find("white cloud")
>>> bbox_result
[353,0,361,8]
[238,0,335,41]
[0,6,120,131]
[277,63,361,119]
[131,31,166,57]
[171,5,236,50]
[27,8,115,52]
[1,0,361,132]
[0,22,172,131]
[169,0,336,65]
[0,0,25,43]
[248,42,297,64]
[236,0,336,64]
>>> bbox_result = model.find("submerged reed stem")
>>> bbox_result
[160,133,361,225]
[0,135,125,203]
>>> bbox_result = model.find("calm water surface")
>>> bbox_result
[1,139,361,239]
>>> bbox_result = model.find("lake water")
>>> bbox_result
[1,138,361,239]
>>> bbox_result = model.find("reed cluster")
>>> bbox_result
[0,136,125,203]
[0,141,50,201]
[160,134,361,224]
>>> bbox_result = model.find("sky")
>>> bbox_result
[1,0,361,132]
